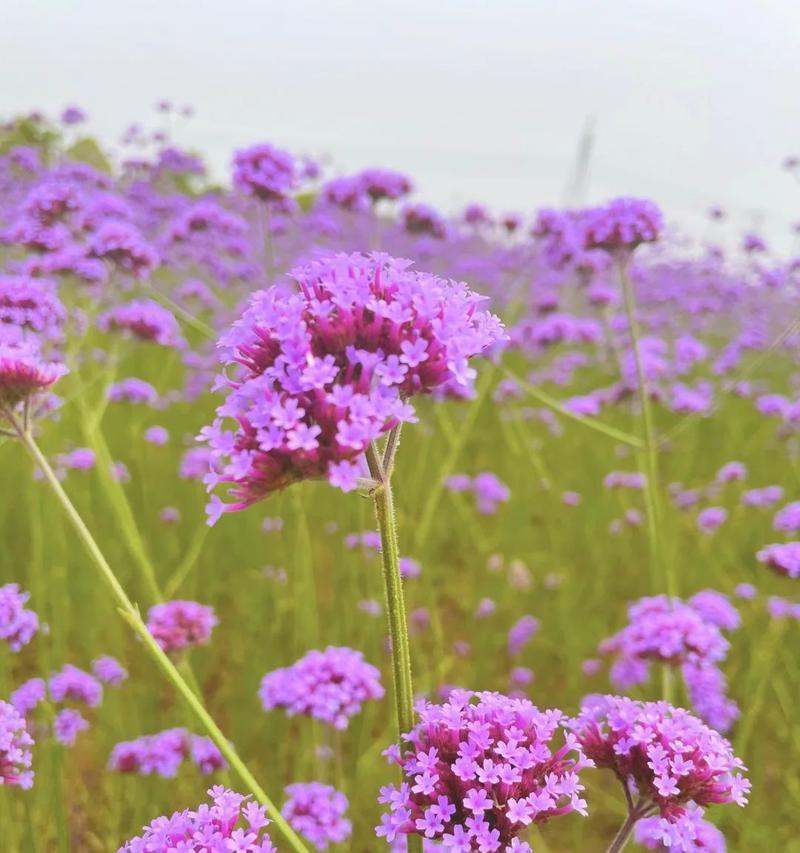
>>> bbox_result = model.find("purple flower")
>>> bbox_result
[359,168,413,203]
[88,222,158,277]
[58,448,96,471]
[107,378,158,406]
[0,583,39,652]
[773,501,800,534]
[48,664,103,707]
[201,252,504,520]
[473,472,510,515]
[0,275,66,341]
[10,678,46,716]
[582,197,663,253]
[0,341,67,411]
[734,583,756,600]
[282,782,352,850]
[233,143,297,203]
[570,696,748,832]
[697,507,727,534]
[109,728,226,777]
[634,803,726,851]
[0,700,34,789]
[716,462,746,484]
[757,542,800,579]
[92,655,128,686]
[402,203,448,239]
[143,425,170,446]
[687,591,740,631]
[53,708,89,746]
[118,786,276,852]
[741,485,783,508]
[146,600,218,654]
[507,615,540,657]
[98,300,183,347]
[376,690,589,850]
[259,646,384,729]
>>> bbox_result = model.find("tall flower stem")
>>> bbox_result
[606,798,653,853]
[617,256,675,600]
[12,420,310,853]
[366,439,415,738]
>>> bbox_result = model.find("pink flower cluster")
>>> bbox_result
[0,699,34,789]
[376,690,590,852]
[0,583,39,652]
[145,599,218,654]
[259,646,384,729]
[109,727,226,777]
[201,252,504,522]
[282,782,352,850]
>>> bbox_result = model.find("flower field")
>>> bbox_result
[0,108,798,851]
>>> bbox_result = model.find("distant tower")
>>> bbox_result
[563,117,596,207]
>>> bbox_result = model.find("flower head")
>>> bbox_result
[146,600,218,654]
[0,700,34,789]
[0,342,67,412]
[98,299,183,347]
[377,690,590,850]
[582,197,663,253]
[201,252,503,520]
[259,646,383,729]
[233,143,297,203]
[0,583,39,652]
[282,782,352,849]
[757,542,800,579]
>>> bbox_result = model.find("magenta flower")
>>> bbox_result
[98,299,183,347]
[757,542,800,579]
[48,664,103,707]
[582,197,664,253]
[507,615,540,657]
[109,728,226,777]
[0,699,34,789]
[259,646,384,729]
[376,690,589,851]
[53,708,89,747]
[634,803,726,851]
[282,782,352,850]
[0,342,67,412]
[146,600,218,654]
[0,583,39,652]
[117,786,276,852]
[233,143,297,203]
[88,221,158,277]
[0,275,66,341]
[10,678,46,716]
[200,252,503,521]
[91,655,128,686]
[569,696,748,844]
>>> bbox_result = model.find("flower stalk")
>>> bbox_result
[6,411,310,853]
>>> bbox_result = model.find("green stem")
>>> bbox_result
[366,443,415,738]
[16,426,310,853]
[617,257,675,601]
[605,809,641,853]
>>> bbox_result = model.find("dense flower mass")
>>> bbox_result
[145,599,218,654]
[282,782,352,850]
[0,583,39,651]
[582,197,664,253]
[259,646,384,729]
[0,700,34,789]
[98,299,183,347]
[634,803,726,851]
[109,728,226,777]
[201,252,504,521]
[569,696,748,845]
[757,542,800,578]
[377,690,590,851]
[118,786,276,852]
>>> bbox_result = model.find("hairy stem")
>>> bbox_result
[15,424,310,853]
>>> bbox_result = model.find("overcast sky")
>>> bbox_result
[3,0,799,249]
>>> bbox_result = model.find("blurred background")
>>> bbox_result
[3,0,799,248]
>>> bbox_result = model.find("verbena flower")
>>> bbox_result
[507,615,540,657]
[0,583,39,652]
[98,299,183,348]
[145,600,218,654]
[757,542,800,578]
[0,275,66,341]
[233,143,297,203]
[582,197,663,253]
[282,782,352,850]
[0,341,67,412]
[109,728,226,777]
[88,221,158,277]
[107,378,158,406]
[376,690,589,851]
[200,252,503,522]
[91,655,128,686]
[53,708,89,746]
[259,646,384,729]
[0,699,34,789]
[117,786,276,852]
[10,678,46,716]
[569,696,748,846]
[634,802,726,851]
[48,664,103,707]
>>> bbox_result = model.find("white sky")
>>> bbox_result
[3,0,799,249]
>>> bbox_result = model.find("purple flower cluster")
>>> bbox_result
[582,197,664,253]
[118,786,276,852]
[0,340,67,412]
[599,594,739,731]
[54,708,89,746]
[98,299,183,347]
[259,646,384,729]
[48,664,103,707]
[634,803,726,852]
[507,615,540,657]
[109,728,226,777]
[0,583,39,652]
[201,252,503,521]
[757,542,800,578]
[233,143,297,203]
[92,655,128,686]
[0,699,34,789]
[0,274,66,341]
[569,696,748,844]
[107,377,158,405]
[282,782,352,850]
[145,599,218,654]
[377,690,589,851]
[88,221,158,277]
[445,472,511,515]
